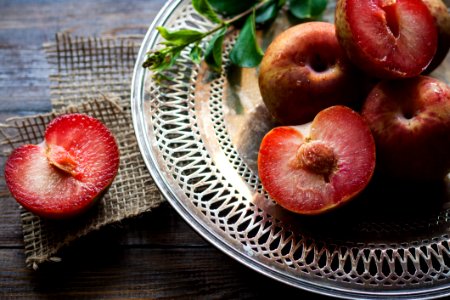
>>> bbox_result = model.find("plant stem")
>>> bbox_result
[143,0,271,71]
[203,0,271,36]
[225,0,270,25]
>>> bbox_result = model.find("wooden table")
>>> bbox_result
[0,0,330,298]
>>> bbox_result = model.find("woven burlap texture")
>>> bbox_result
[0,33,164,269]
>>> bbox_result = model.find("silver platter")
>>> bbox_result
[131,1,450,298]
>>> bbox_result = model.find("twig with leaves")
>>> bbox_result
[142,0,328,75]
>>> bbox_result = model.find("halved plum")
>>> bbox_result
[258,106,375,215]
[335,0,438,79]
[4,113,120,219]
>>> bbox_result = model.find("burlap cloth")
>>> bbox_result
[0,33,165,269]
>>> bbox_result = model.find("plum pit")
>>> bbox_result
[296,140,336,181]
[46,144,79,177]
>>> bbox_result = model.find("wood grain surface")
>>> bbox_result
[0,0,329,298]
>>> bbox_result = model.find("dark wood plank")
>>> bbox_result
[0,49,51,114]
[0,0,166,119]
[0,197,23,247]
[0,196,208,248]
[114,202,209,247]
[0,246,330,299]
[0,0,165,47]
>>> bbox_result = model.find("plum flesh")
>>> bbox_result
[258,106,376,215]
[335,0,438,78]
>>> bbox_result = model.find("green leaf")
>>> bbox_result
[255,0,285,24]
[192,0,222,24]
[230,10,264,68]
[157,27,205,46]
[289,0,328,19]
[190,43,203,64]
[205,27,228,72]
[208,0,256,16]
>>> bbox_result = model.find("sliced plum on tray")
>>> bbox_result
[258,106,376,215]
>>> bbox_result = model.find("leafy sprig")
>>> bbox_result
[142,0,328,75]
